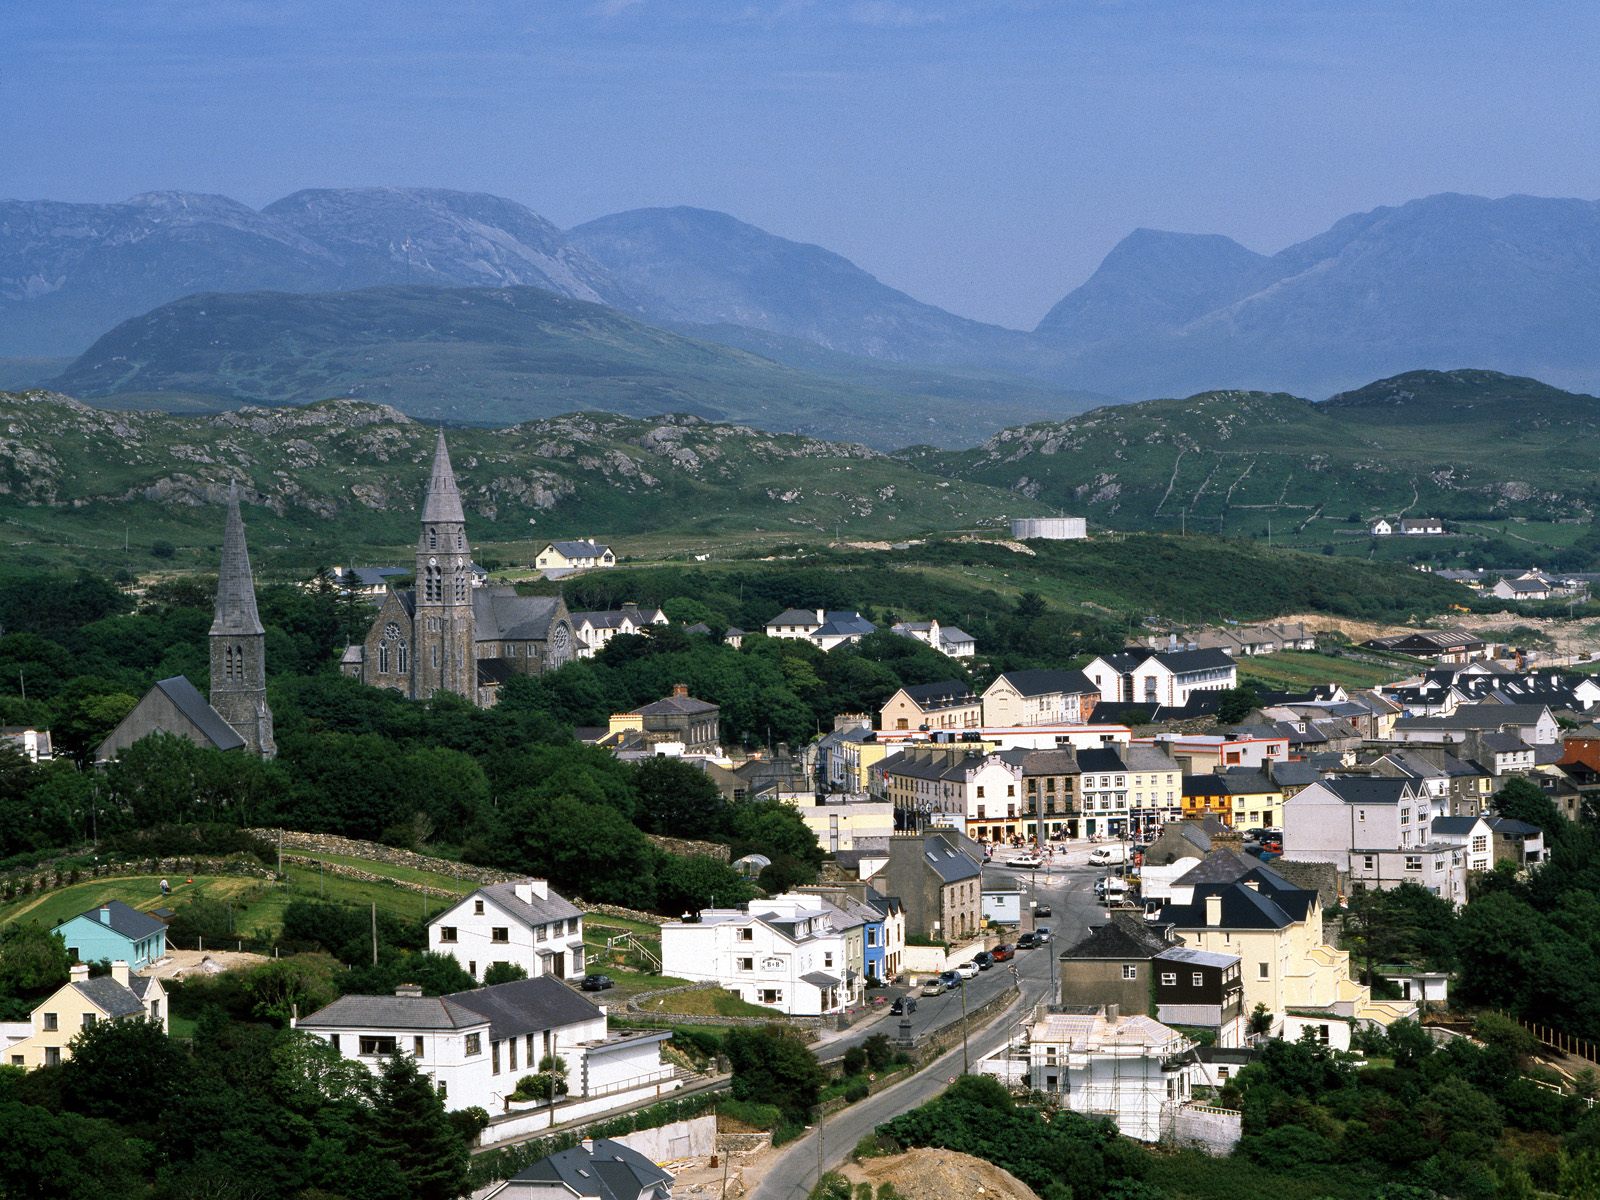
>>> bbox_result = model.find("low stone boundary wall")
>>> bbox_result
[1170,1103,1242,1155]
[904,983,1020,1068]
[247,829,515,884]
[582,902,667,927]
[626,982,823,1033]
[277,853,464,899]
[644,834,730,864]
[1,854,272,904]
[614,1113,716,1161]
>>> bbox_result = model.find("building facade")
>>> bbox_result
[428,880,585,984]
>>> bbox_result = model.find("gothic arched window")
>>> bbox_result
[428,527,438,551]
[454,565,467,602]
[396,640,408,674]
[378,641,390,673]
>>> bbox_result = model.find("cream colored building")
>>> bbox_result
[3,962,168,1070]
[1159,852,1412,1045]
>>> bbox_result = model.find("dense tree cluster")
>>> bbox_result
[0,1017,473,1200]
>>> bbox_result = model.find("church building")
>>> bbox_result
[342,431,574,707]
[96,486,276,762]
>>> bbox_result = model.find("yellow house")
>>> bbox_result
[3,961,168,1070]
[1161,852,1412,1046]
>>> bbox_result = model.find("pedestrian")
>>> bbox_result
[160,877,170,897]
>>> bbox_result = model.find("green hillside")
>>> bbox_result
[0,391,1048,574]
[902,370,1600,563]
[47,284,1078,447]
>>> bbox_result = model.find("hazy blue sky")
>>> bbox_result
[6,1,1599,328]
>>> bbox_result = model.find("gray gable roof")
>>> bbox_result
[469,880,583,928]
[298,993,487,1032]
[633,692,718,716]
[914,833,981,883]
[63,899,168,942]
[473,589,565,641]
[1396,704,1552,730]
[900,680,978,709]
[1315,776,1414,805]
[509,1138,670,1200]
[1060,915,1170,961]
[1155,946,1239,970]
[548,539,611,557]
[446,976,604,1041]
[71,976,150,1019]
[990,668,1098,697]
[1430,816,1481,836]
[153,676,246,752]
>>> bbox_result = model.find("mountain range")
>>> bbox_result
[9,187,1600,422]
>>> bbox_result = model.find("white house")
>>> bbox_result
[981,669,1099,727]
[429,880,586,984]
[295,977,674,1114]
[570,604,668,658]
[764,608,877,651]
[0,726,52,762]
[890,618,977,659]
[1391,704,1559,748]
[660,897,862,1016]
[535,540,616,577]
[1025,1005,1199,1143]
[1370,519,1393,536]
[1084,648,1238,709]
[1282,777,1466,903]
[1400,517,1446,535]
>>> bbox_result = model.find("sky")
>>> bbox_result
[6,1,1600,329]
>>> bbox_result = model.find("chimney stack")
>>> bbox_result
[394,983,423,998]
[110,960,130,987]
[98,905,111,925]
[530,878,549,901]
[672,682,689,698]
[816,608,825,624]
[70,963,89,982]
[1104,1002,1120,1022]
[1204,893,1223,927]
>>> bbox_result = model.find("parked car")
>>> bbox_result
[920,977,948,996]
[990,943,1015,962]
[953,960,980,979]
[1011,855,1045,869]
[890,994,918,1015]
[1034,926,1053,943]
[971,950,995,970]
[1016,931,1041,949]
[939,969,964,989]
[579,974,614,992]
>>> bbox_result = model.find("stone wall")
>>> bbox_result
[1170,1103,1243,1155]
[612,1113,716,1161]
[248,829,515,884]
[645,834,731,863]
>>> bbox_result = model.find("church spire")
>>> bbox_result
[212,482,264,637]
[209,482,275,759]
[421,428,466,525]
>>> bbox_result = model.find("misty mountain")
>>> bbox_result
[45,284,1070,446]
[567,206,1042,369]
[1034,193,1600,398]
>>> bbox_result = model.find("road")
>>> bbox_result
[751,853,1105,1200]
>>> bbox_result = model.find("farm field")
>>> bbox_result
[1236,649,1412,692]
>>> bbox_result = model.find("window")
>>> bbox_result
[42,1013,57,1032]
[536,924,549,942]
[759,989,784,1004]
[413,1036,425,1057]
[81,1013,96,1029]
[1217,1066,1230,1080]
[492,1040,501,1075]
[474,900,485,915]
[468,961,477,977]
[491,927,509,943]
[1160,972,1177,986]
[976,786,985,798]
[568,918,579,935]
[1472,835,1488,852]
[438,926,458,943]
[738,957,754,971]
[359,1036,398,1056]
[824,952,834,968]
[330,1034,340,1052]
[738,928,754,941]
[436,1079,447,1100]
[1192,973,1204,987]
[45,1047,60,1067]
[1405,856,1422,872]
[464,1033,481,1056]
[1258,962,1269,979]
[1362,855,1375,871]
[1122,965,1138,980]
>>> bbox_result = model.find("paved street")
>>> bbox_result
[751,854,1105,1200]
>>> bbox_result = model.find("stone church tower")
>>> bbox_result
[411,430,477,700]
[209,486,276,758]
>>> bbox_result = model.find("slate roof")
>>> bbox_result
[152,676,246,752]
[989,668,1098,698]
[1488,817,1542,836]
[898,681,978,710]
[1429,816,1482,837]
[632,692,718,716]
[63,899,168,942]
[801,971,843,988]
[1478,731,1531,754]
[509,1138,670,1200]
[447,976,603,1041]
[1075,746,1127,774]
[768,608,821,627]
[547,539,611,558]
[1150,647,1237,673]
[298,992,486,1031]
[1155,946,1239,970]
[71,977,150,1019]
[421,430,467,524]
[912,833,981,883]
[1314,777,1413,806]
[1395,704,1552,732]
[472,589,565,641]
[469,880,583,928]
[814,611,876,638]
[1059,915,1170,962]
[1161,851,1317,930]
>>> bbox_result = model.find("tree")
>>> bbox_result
[370,1051,470,1200]
[482,961,527,986]
[60,1017,186,1134]
[245,954,342,1025]
[1216,683,1262,726]
[724,1025,827,1125]
[632,757,730,838]
[0,925,70,1018]
[0,1099,146,1199]
[656,853,755,917]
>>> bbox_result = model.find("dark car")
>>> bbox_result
[971,950,995,970]
[1016,932,1041,949]
[890,994,918,1015]
[990,943,1015,963]
[938,969,964,989]
[579,974,614,992]
[1033,904,1052,919]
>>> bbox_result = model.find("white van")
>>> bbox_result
[1089,845,1128,866]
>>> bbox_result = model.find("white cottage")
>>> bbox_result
[660,898,861,1015]
[429,880,586,984]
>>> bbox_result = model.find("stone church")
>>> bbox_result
[342,431,574,707]
[96,487,276,762]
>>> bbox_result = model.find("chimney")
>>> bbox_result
[816,608,825,624]
[672,682,689,698]
[110,960,130,987]
[70,963,89,982]
[395,983,423,998]
[530,878,549,901]
[1204,893,1223,927]
[1104,1002,1119,1022]
[98,905,111,925]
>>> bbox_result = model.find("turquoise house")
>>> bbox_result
[55,901,168,971]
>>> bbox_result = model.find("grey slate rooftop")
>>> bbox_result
[62,899,168,942]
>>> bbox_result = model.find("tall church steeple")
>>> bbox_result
[413,429,476,700]
[209,484,276,758]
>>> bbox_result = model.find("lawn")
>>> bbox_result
[640,986,778,1019]
[283,849,478,894]
[0,875,261,929]
[1238,649,1407,692]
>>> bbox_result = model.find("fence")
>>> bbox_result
[1508,1014,1600,1067]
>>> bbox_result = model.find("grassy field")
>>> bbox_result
[641,987,777,1019]
[0,875,260,929]
[1237,649,1410,691]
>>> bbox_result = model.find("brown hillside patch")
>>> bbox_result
[844,1148,1040,1200]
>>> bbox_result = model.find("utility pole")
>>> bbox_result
[371,902,378,966]
[959,976,971,1074]
[815,1101,826,1187]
